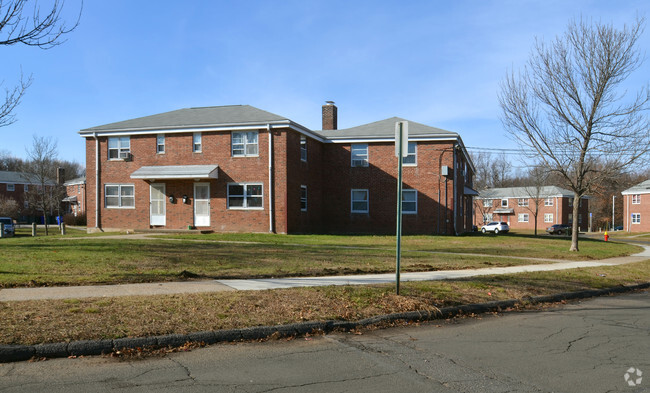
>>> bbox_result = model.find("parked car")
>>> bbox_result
[0,217,15,237]
[481,221,509,234]
[614,226,623,231]
[546,224,571,235]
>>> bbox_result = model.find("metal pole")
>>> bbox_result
[612,195,616,231]
[395,122,404,295]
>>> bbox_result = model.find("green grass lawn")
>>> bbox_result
[0,232,641,287]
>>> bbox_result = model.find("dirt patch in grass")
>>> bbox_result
[1,260,648,346]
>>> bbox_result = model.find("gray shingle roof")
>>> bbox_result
[621,179,650,195]
[0,171,56,185]
[477,186,577,199]
[80,105,290,133]
[313,117,458,140]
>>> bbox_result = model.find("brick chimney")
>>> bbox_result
[322,101,337,130]
[57,167,65,185]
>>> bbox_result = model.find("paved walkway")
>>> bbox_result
[1,244,648,302]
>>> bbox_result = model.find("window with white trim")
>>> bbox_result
[483,213,493,222]
[632,194,641,204]
[6,183,15,192]
[501,199,508,207]
[545,197,553,206]
[402,142,417,166]
[24,184,28,192]
[568,213,573,224]
[157,134,165,153]
[632,213,641,224]
[351,189,369,213]
[193,132,202,153]
[300,185,307,211]
[232,131,259,157]
[518,213,529,222]
[105,184,134,208]
[351,144,368,167]
[300,136,307,162]
[544,213,553,223]
[518,198,528,207]
[108,136,130,159]
[569,198,574,207]
[402,189,417,214]
[483,199,492,208]
[227,183,263,209]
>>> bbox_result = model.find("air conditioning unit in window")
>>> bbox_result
[119,152,133,161]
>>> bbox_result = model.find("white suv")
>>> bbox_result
[481,221,509,234]
[0,217,15,237]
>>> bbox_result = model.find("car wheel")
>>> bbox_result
[557,230,562,235]
[481,228,486,233]
[494,228,499,234]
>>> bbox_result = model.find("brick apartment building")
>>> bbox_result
[63,176,87,217]
[474,186,590,231]
[80,103,476,234]
[621,180,650,232]
[0,171,33,214]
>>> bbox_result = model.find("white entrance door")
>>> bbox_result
[194,183,210,227]
[150,183,166,226]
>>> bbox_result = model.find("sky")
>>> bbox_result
[2,0,650,168]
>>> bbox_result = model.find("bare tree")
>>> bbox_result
[0,196,20,218]
[499,18,650,251]
[22,135,65,234]
[1,0,81,128]
[470,151,513,189]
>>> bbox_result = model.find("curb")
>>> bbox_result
[1,283,648,363]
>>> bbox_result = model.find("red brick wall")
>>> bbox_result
[623,193,650,232]
[319,141,458,234]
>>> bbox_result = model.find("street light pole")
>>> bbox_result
[612,195,616,231]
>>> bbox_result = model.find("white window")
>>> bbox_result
[300,185,307,211]
[544,213,553,223]
[24,184,28,192]
[483,213,493,222]
[578,214,582,224]
[402,189,417,214]
[632,213,641,224]
[77,185,80,193]
[402,142,417,166]
[300,136,307,162]
[157,134,165,153]
[501,199,508,207]
[568,213,573,224]
[569,198,574,207]
[24,200,29,209]
[6,183,15,192]
[351,189,369,213]
[351,144,369,167]
[193,132,202,153]
[483,199,492,208]
[232,131,259,157]
[227,183,263,209]
[518,213,529,222]
[108,136,130,159]
[105,184,134,208]
[545,197,553,206]
[632,194,641,204]
[518,198,528,207]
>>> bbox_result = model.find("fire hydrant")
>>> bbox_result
[604,231,609,242]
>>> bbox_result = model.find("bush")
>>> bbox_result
[63,213,87,226]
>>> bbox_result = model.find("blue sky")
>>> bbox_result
[2,0,649,166]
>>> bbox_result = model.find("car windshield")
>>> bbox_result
[0,218,12,225]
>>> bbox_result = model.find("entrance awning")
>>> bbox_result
[62,196,77,203]
[464,186,479,196]
[494,208,514,214]
[130,165,219,180]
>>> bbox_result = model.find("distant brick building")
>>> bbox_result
[474,186,590,232]
[80,103,476,234]
[621,180,650,232]
[63,176,86,217]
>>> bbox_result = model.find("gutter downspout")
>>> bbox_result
[267,124,274,233]
[453,142,457,235]
[93,133,100,230]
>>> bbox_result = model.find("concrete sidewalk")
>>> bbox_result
[1,245,648,302]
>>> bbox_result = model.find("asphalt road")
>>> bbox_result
[0,291,648,393]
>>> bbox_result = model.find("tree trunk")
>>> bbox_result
[534,214,538,236]
[569,195,580,251]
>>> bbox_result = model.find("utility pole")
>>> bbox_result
[395,121,408,295]
[612,195,616,231]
